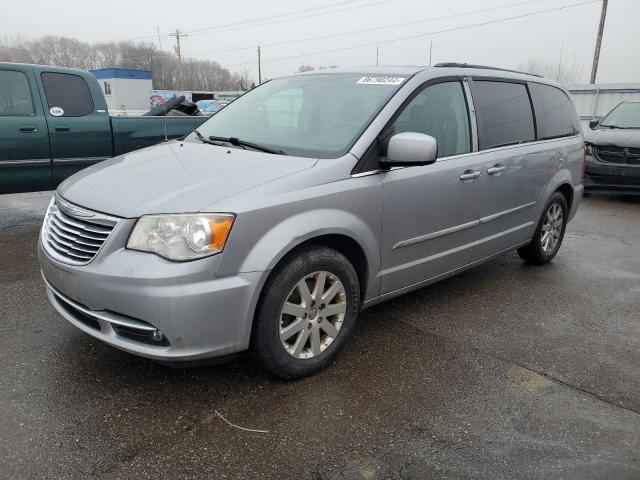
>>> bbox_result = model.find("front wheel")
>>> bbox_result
[517,192,568,264]
[252,246,361,379]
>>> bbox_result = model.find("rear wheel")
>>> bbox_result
[517,192,568,264]
[252,246,360,379]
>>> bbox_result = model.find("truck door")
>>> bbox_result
[0,67,51,193]
[37,71,112,187]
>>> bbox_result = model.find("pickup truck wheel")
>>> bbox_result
[252,246,360,379]
[517,192,568,265]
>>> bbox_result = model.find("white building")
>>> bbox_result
[568,84,640,119]
[90,68,153,114]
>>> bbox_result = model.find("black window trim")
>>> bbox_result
[467,76,538,149]
[351,75,473,174]
[40,71,95,118]
[0,68,37,117]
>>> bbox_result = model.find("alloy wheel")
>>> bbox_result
[279,271,347,359]
[540,202,564,254]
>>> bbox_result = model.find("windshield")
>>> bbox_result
[600,102,640,129]
[193,73,407,158]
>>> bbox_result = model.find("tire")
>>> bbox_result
[252,245,361,379]
[517,192,568,265]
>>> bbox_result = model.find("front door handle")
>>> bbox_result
[460,170,482,181]
[19,125,38,133]
[487,165,507,175]
[55,126,71,132]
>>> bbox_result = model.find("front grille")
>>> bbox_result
[42,197,117,265]
[595,145,640,165]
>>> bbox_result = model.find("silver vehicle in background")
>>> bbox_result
[39,64,584,378]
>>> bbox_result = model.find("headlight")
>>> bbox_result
[127,214,234,261]
[585,142,594,156]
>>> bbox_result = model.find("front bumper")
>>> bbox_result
[38,228,264,362]
[584,155,640,195]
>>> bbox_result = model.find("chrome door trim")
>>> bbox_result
[479,202,536,224]
[52,157,110,164]
[392,219,480,250]
[0,158,51,168]
[366,238,532,306]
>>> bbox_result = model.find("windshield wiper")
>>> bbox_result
[208,136,286,155]
[194,129,219,145]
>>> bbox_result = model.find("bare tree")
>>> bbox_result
[518,59,585,85]
[0,35,245,91]
[297,65,314,73]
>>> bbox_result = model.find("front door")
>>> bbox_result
[380,80,484,295]
[0,68,51,193]
[37,71,112,186]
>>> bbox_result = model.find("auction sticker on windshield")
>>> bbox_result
[357,76,405,85]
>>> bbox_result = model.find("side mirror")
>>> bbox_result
[589,119,599,130]
[384,132,438,167]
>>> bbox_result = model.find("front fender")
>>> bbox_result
[226,208,380,299]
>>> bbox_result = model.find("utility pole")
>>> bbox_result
[428,40,433,66]
[257,46,262,85]
[376,45,379,66]
[169,29,188,91]
[590,0,608,84]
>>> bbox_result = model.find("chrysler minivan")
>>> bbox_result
[39,64,584,378]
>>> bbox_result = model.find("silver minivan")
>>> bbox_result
[38,64,584,378]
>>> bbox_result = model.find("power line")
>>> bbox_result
[185,0,372,35]
[189,0,553,56]
[101,0,377,43]
[221,0,601,68]
[186,0,399,37]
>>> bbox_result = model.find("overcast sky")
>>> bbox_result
[3,0,638,84]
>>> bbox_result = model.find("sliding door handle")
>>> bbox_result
[55,126,71,132]
[487,165,507,175]
[19,125,38,132]
[460,170,482,181]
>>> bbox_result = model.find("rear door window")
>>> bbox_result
[0,70,34,116]
[529,83,579,139]
[41,72,94,117]
[472,80,535,150]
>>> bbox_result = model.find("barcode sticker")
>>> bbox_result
[357,76,406,85]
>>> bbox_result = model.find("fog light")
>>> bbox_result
[152,330,164,342]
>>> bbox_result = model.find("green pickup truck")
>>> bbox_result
[0,63,207,194]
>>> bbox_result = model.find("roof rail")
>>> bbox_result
[433,62,542,77]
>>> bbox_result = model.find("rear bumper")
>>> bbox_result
[584,156,640,194]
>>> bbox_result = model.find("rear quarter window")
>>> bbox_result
[41,72,94,117]
[472,80,536,150]
[529,83,580,139]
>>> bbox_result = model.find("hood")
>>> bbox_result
[585,128,640,148]
[58,141,318,218]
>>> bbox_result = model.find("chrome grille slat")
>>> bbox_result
[51,206,112,233]
[46,240,94,260]
[47,222,103,247]
[46,229,100,254]
[42,196,117,265]
[49,216,108,241]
